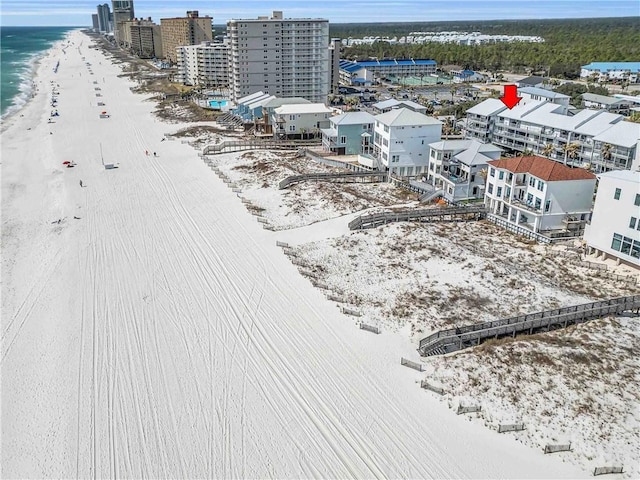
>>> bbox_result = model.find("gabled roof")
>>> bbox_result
[330,111,376,126]
[375,108,441,127]
[581,93,626,106]
[592,121,640,148]
[274,103,332,115]
[236,91,266,105]
[519,87,569,100]
[262,97,311,109]
[466,98,507,116]
[487,156,596,182]
[517,76,546,86]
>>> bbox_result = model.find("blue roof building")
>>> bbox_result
[580,62,640,82]
[339,59,437,85]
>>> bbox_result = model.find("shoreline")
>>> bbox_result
[1,29,78,129]
[1,30,593,479]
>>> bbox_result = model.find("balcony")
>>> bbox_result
[510,197,542,214]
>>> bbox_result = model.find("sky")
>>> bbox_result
[0,0,638,26]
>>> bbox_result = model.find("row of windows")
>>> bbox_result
[614,189,640,206]
[629,217,640,231]
[611,233,640,259]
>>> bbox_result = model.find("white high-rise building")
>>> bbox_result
[227,11,330,104]
[176,42,229,87]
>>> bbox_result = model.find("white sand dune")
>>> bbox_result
[1,31,587,478]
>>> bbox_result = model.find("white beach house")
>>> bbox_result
[584,170,640,267]
[485,155,596,236]
[271,103,334,139]
[373,108,442,178]
[427,139,502,202]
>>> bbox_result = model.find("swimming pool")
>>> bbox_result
[208,100,228,109]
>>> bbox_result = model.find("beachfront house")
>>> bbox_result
[584,170,640,267]
[373,108,442,178]
[426,139,502,202]
[255,97,311,135]
[272,103,334,140]
[485,155,596,237]
[321,111,376,155]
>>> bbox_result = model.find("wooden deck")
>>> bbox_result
[418,295,640,357]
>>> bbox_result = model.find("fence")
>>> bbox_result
[401,358,425,372]
[593,466,624,476]
[457,405,482,415]
[304,150,371,172]
[486,213,581,244]
[544,443,572,454]
[359,323,381,334]
[498,423,525,433]
[421,380,445,394]
[341,306,362,317]
[202,139,319,155]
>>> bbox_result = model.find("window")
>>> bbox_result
[621,236,633,255]
[527,193,533,205]
[488,183,494,194]
[391,155,400,163]
[497,186,502,198]
[383,125,389,133]
[529,177,536,187]
[498,171,504,180]
[630,217,637,229]
[537,180,544,191]
[635,193,640,206]
[289,125,295,131]
[505,186,511,198]
[490,167,495,177]
[614,188,621,200]
[545,200,551,212]
[611,233,622,251]
[535,197,541,210]
[507,172,513,182]
[289,115,296,120]
[340,136,346,144]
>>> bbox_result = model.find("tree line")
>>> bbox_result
[331,17,639,78]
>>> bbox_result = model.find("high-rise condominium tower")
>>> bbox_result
[227,11,330,103]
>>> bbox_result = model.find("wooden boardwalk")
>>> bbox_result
[202,139,319,155]
[278,171,387,190]
[418,295,640,357]
[348,205,486,230]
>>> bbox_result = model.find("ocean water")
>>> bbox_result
[1,26,75,118]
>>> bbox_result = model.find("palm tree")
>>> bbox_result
[563,142,581,164]
[601,143,613,166]
[541,143,554,158]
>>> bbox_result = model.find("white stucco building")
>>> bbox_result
[485,155,596,236]
[271,103,333,139]
[373,108,442,177]
[176,42,229,87]
[584,170,640,267]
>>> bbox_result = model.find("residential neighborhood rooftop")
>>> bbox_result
[488,156,597,182]
[581,62,640,72]
[519,86,569,99]
[466,98,507,116]
[274,103,333,115]
[330,111,376,125]
[596,169,640,183]
[375,108,442,126]
[581,92,627,105]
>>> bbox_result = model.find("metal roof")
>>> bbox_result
[581,62,640,72]
[519,87,569,99]
[375,108,441,127]
[340,58,436,72]
[330,111,376,126]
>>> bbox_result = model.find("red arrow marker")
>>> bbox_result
[500,85,522,109]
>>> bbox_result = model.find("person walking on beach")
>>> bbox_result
[145,150,149,156]
[79,180,83,188]
[153,152,157,157]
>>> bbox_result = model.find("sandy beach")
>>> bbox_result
[1,30,593,478]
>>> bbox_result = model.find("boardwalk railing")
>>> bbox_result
[348,205,486,230]
[202,139,319,155]
[486,213,581,244]
[418,295,640,356]
[278,171,387,190]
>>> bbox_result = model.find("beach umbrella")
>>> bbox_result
[62,161,71,164]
